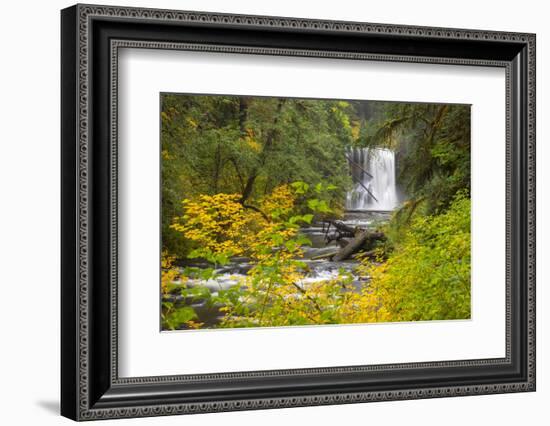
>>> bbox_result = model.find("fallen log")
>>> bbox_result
[330,220,357,235]
[332,232,368,262]
[325,232,340,244]
[336,238,350,248]
[324,220,356,244]
[332,230,385,262]
[352,249,378,261]
[310,250,340,261]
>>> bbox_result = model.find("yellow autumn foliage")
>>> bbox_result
[160,251,179,295]
[171,185,299,261]
[164,186,470,330]
[171,193,252,257]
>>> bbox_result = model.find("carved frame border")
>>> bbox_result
[61,3,536,421]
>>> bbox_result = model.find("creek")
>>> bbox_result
[170,147,399,327]
[173,211,391,327]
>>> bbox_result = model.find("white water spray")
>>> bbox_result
[345,147,399,211]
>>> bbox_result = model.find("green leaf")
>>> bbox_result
[271,234,284,246]
[191,286,211,300]
[284,240,297,251]
[295,234,312,246]
[316,200,331,213]
[301,214,314,224]
[290,181,309,195]
[307,199,319,210]
[200,268,216,280]
[314,183,323,194]
[187,249,203,259]
[164,306,198,329]
[172,307,198,323]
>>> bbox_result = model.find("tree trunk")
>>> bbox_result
[240,174,257,204]
[239,100,285,204]
[238,97,249,134]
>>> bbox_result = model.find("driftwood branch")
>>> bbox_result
[330,220,357,235]
[324,220,355,245]
[345,153,373,178]
[344,153,379,203]
[353,179,379,203]
[317,221,386,261]
[310,250,340,261]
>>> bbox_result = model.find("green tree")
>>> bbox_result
[161,95,360,257]
[367,102,471,214]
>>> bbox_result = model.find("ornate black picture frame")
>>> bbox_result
[61,4,536,421]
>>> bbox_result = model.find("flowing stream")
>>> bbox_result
[174,211,391,327]
[171,147,399,327]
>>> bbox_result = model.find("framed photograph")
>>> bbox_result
[61,4,536,421]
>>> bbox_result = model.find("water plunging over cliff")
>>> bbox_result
[345,147,399,211]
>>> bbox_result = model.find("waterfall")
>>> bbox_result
[345,147,399,211]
